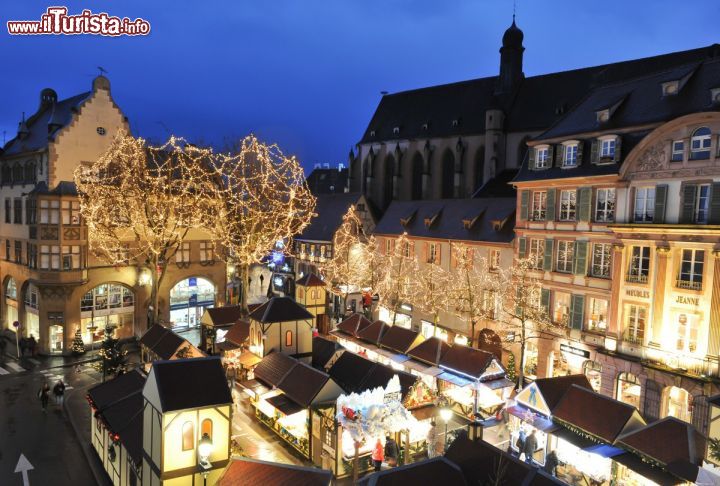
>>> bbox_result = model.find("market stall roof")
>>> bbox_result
[218,457,333,486]
[144,357,232,413]
[253,351,298,388]
[225,320,250,346]
[249,296,313,323]
[612,452,685,486]
[506,404,558,432]
[335,313,373,338]
[379,325,423,354]
[295,272,325,287]
[553,426,624,457]
[553,385,646,443]
[87,369,146,410]
[373,346,411,364]
[139,325,188,360]
[357,457,467,486]
[266,394,305,416]
[439,345,497,381]
[445,437,564,485]
[616,417,706,469]
[237,352,262,368]
[312,336,344,370]
[203,306,245,327]
[357,320,390,345]
[407,336,451,366]
[327,351,376,392]
[239,379,270,397]
[139,324,168,350]
[533,374,592,412]
[360,362,417,399]
[483,377,515,390]
[215,341,240,352]
[278,362,336,408]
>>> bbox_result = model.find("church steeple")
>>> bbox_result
[496,16,525,95]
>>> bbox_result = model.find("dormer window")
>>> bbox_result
[563,142,579,167]
[711,88,720,105]
[690,127,712,160]
[671,140,684,162]
[422,123,429,131]
[535,146,550,169]
[369,130,376,137]
[393,127,400,135]
[596,109,610,124]
[600,138,615,159]
[451,119,459,127]
[661,81,679,96]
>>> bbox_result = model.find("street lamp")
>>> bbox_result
[198,433,213,486]
[440,407,452,453]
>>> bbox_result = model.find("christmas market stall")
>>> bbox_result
[138,324,204,366]
[200,305,245,354]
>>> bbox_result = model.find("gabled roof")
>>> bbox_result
[533,374,592,412]
[253,351,298,388]
[357,320,389,345]
[144,357,232,412]
[218,457,332,486]
[327,351,376,393]
[408,336,451,366]
[277,361,332,408]
[312,336,344,369]
[296,273,325,287]
[617,417,706,468]
[374,198,515,243]
[553,384,645,443]
[249,296,313,323]
[296,192,363,242]
[28,180,79,196]
[138,325,189,360]
[204,306,245,326]
[335,313,373,337]
[358,457,467,486]
[87,369,146,411]
[379,325,422,354]
[224,320,250,346]
[439,345,496,381]
[139,324,168,350]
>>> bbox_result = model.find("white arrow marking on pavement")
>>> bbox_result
[0,367,9,375]
[6,362,23,372]
[14,454,33,486]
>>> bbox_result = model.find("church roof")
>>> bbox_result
[296,192,364,242]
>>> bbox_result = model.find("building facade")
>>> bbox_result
[0,77,226,354]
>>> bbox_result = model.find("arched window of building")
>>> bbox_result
[24,162,36,183]
[690,127,712,160]
[182,422,194,451]
[616,372,641,409]
[474,146,485,191]
[441,150,455,198]
[583,360,603,392]
[285,330,293,347]
[12,163,23,183]
[661,386,691,423]
[411,153,423,200]
[201,419,213,441]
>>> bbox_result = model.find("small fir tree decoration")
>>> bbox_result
[71,328,86,355]
[97,326,128,380]
[506,352,517,382]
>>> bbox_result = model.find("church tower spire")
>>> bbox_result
[496,16,525,95]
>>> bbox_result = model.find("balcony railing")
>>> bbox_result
[676,279,702,291]
[625,273,648,284]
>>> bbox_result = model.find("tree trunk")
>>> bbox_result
[240,263,250,315]
[517,319,526,390]
[469,318,477,348]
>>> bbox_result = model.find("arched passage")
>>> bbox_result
[169,277,215,330]
[80,282,135,343]
[410,152,424,200]
[616,372,641,409]
[440,150,455,198]
[661,386,691,423]
[3,276,18,330]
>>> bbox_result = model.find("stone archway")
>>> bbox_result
[169,277,215,330]
[80,282,136,343]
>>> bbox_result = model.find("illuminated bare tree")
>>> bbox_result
[414,258,452,337]
[376,233,419,326]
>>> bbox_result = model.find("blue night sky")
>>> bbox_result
[1,0,718,172]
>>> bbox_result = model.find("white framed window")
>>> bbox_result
[628,246,651,283]
[428,242,438,264]
[535,146,550,169]
[633,187,655,222]
[40,245,60,270]
[676,313,699,353]
[678,249,704,290]
[176,242,191,263]
[199,241,213,262]
[563,143,579,167]
[559,190,576,221]
[62,245,81,270]
[671,140,684,162]
[695,184,711,224]
[595,188,615,222]
[553,292,571,325]
[528,239,545,270]
[586,297,608,332]
[61,200,81,225]
[489,249,501,270]
[556,240,574,273]
[385,238,393,255]
[402,241,411,258]
[624,305,646,344]
[591,243,612,278]
[39,200,60,224]
[600,138,616,158]
[531,191,547,221]
[690,127,712,160]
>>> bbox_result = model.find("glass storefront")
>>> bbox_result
[661,386,691,423]
[5,277,18,329]
[49,325,64,354]
[170,277,215,329]
[80,283,135,342]
[24,283,40,339]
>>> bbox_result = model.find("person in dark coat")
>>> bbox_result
[523,429,538,464]
[28,335,37,357]
[53,380,66,405]
[39,382,50,412]
[543,449,560,476]
[384,435,399,467]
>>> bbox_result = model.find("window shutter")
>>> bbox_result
[654,184,668,224]
[547,145,554,165]
[555,145,564,167]
[518,237,527,259]
[709,182,720,224]
[546,189,556,222]
[573,241,588,276]
[520,190,529,220]
[576,141,584,165]
[543,239,554,271]
[541,288,551,313]
[569,294,585,330]
[590,140,599,164]
[613,136,622,163]
[528,148,536,170]
[578,187,592,221]
[681,184,697,224]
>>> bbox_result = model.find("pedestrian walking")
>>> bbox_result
[515,428,527,458]
[53,380,66,405]
[543,449,560,477]
[384,435,399,467]
[372,438,384,472]
[426,420,444,458]
[28,335,37,357]
[524,429,538,465]
[38,382,50,412]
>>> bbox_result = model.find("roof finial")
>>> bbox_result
[513,0,517,23]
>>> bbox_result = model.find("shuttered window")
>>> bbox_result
[634,187,655,222]
[559,190,576,221]
[594,188,615,222]
[529,239,545,270]
[556,241,574,273]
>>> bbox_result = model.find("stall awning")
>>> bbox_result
[410,405,440,422]
[613,452,683,486]
[266,394,305,416]
[239,379,270,396]
[506,405,557,433]
[437,371,474,388]
[375,347,411,364]
[553,426,624,457]
[237,352,262,368]
[482,377,515,390]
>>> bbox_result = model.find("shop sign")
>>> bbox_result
[625,288,650,299]
[560,344,590,359]
[675,295,699,306]
[188,277,197,287]
[189,294,197,306]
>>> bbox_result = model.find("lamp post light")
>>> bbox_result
[440,407,452,453]
[198,433,213,486]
